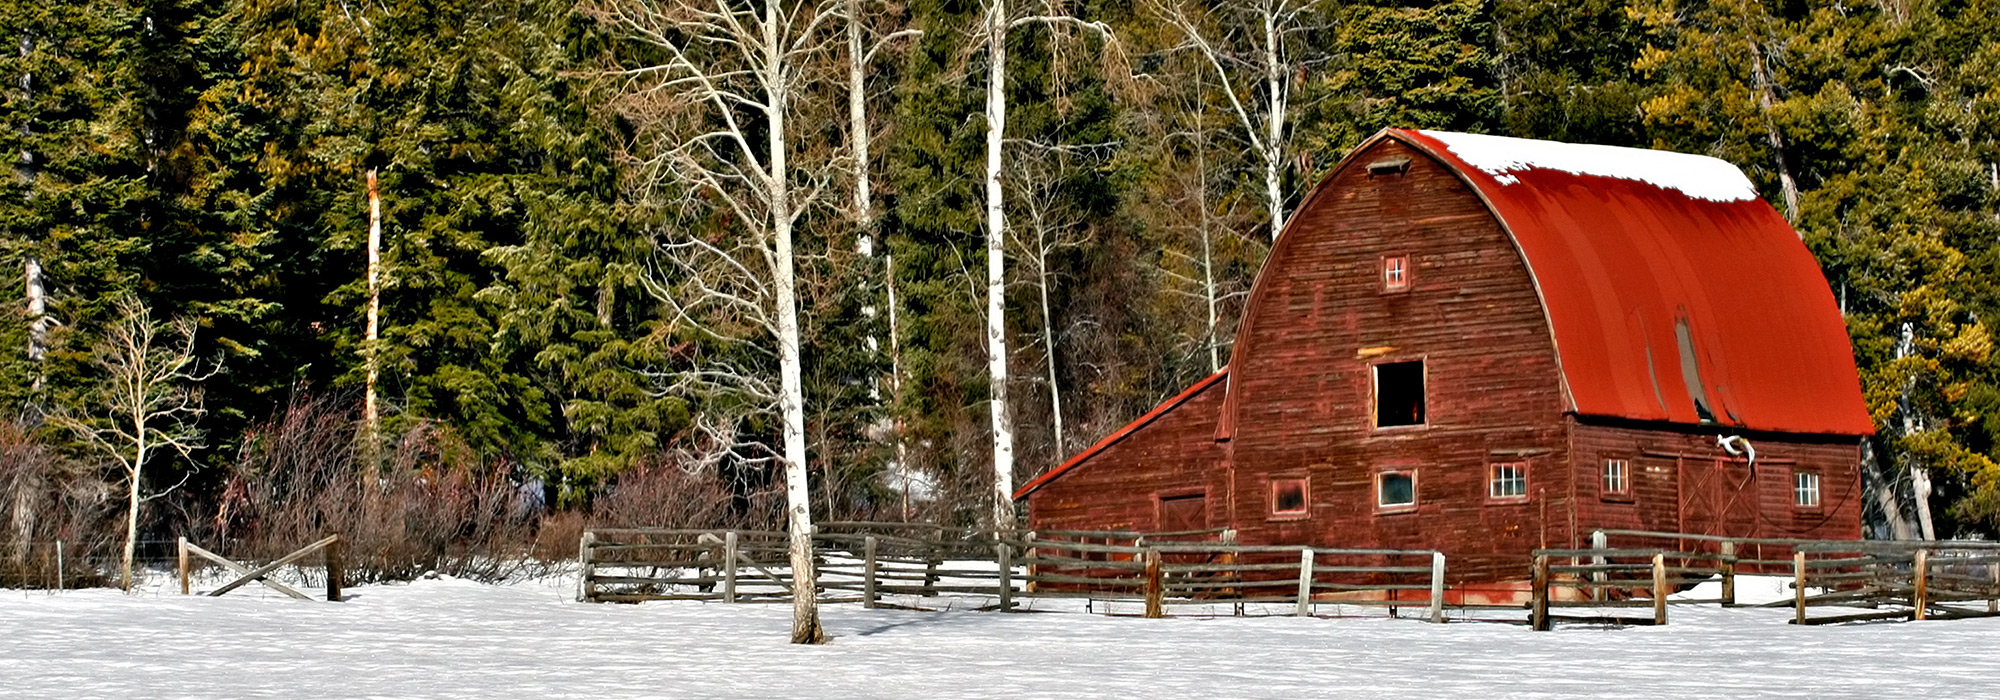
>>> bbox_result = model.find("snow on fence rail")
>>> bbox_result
[577,525,1446,619]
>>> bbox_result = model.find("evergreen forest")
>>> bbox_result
[6,0,2000,583]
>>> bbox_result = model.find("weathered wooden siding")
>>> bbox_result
[1219,139,1572,580]
[1026,379,1229,532]
[1569,419,1864,544]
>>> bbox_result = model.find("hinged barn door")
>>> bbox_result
[1159,494,1207,532]
[1679,458,1758,538]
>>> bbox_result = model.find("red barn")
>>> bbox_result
[1017,128,1874,582]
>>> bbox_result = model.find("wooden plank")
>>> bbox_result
[1794,551,1807,625]
[1531,554,1550,631]
[197,537,337,600]
[1295,549,1314,617]
[1428,552,1445,623]
[183,541,311,600]
[863,535,878,609]
[577,530,595,602]
[177,537,189,596]
[326,534,343,602]
[723,531,738,604]
[1915,548,1929,621]
[1651,553,1667,626]
[1143,550,1164,618]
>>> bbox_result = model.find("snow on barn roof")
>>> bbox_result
[1396,129,1872,435]
[1416,130,1760,203]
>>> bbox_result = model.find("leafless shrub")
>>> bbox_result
[220,395,548,583]
[588,458,781,532]
[0,421,116,588]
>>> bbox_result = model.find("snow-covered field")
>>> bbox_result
[4,575,1998,699]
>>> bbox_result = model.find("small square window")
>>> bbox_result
[1382,255,1410,291]
[1270,478,1309,517]
[1603,459,1630,496]
[1377,470,1417,510]
[1795,471,1821,508]
[1373,360,1426,428]
[1489,462,1528,500]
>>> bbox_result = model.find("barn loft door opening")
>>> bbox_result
[1159,493,1208,532]
[1374,360,1426,427]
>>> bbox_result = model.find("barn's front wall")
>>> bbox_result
[1568,419,1864,549]
[1026,376,1229,533]
[1218,139,1573,580]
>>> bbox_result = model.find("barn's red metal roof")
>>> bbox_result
[1392,129,1873,435]
[1012,370,1227,500]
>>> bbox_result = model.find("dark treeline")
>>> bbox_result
[4,0,2000,584]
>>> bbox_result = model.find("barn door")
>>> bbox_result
[1679,458,1758,538]
[1159,494,1207,532]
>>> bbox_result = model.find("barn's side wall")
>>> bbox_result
[1568,419,1864,546]
[1025,379,1228,532]
[1220,139,1572,581]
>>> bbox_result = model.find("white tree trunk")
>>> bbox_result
[364,169,383,461]
[1747,40,1799,225]
[767,3,824,644]
[121,430,146,592]
[19,35,46,407]
[984,0,1018,531]
[1036,246,1064,458]
[1261,2,1287,240]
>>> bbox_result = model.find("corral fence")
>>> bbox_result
[1530,529,2000,629]
[579,524,1446,619]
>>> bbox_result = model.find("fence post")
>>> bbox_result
[862,535,878,609]
[1530,553,1550,631]
[55,541,63,593]
[1990,563,1998,615]
[178,537,190,596]
[1143,549,1164,619]
[1793,550,1807,625]
[1428,552,1446,623]
[325,535,343,602]
[576,531,596,603]
[1024,531,1039,595]
[923,537,942,597]
[723,531,739,604]
[1222,529,1242,617]
[1914,548,1929,621]
[1720,541,1737,606]
[1295,549,1315,618]
[997,538,1014,612]
[1590,530,1608,601]
[1651,552,1668,626]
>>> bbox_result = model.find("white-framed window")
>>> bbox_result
[1489,462,1528,500]
[1795,471,1821,508]
[1603,459,1630,496]
[1382,255,1410,291]
[1377,470,1417,511]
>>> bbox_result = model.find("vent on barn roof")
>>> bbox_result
[1367,157,1411,176]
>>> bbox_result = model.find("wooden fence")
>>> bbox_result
[1527,529,2000,628]
[578,524,1445,619]
[1787,540,2000,625]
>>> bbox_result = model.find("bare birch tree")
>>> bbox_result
[974,0,1116,530]
[16,34,50,423]
[1008,147,1103,459]
[843,0,919,505]
[50,295,218,591]
[1147,0,1328,241]
[590,0,841,644]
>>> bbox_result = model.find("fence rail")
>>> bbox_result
[1526,529,2000,629]
[577,525,1445,619]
